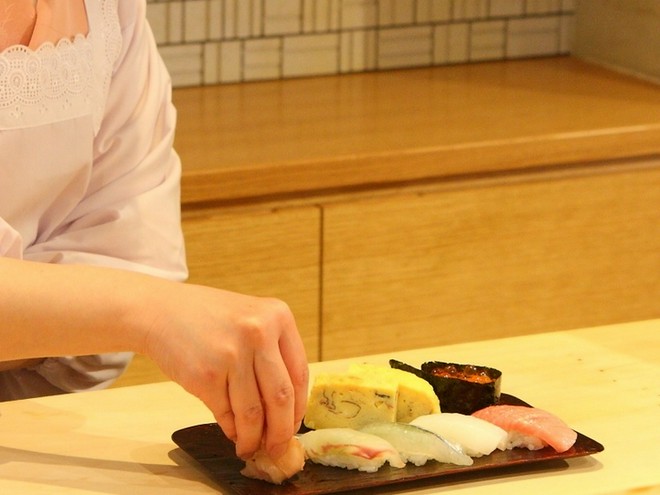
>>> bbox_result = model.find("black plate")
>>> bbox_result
[171,394,604,495]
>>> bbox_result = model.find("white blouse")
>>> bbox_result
[0,0,188,400]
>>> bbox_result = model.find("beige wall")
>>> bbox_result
[573,0,660,82]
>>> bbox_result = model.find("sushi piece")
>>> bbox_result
[410,413,507,457]
[473,405,578,453]
[240,437,306,484]
[348,363,441,422]
[420,361,502,414]
[304,369,398,429]
[360,422,473,467]
[297,428,406,473]
[303,362,440,430]
[390,359,501,414]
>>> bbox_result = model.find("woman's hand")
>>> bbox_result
[142,284,309,460]
[0,257,307,458]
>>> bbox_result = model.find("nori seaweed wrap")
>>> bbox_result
[390,359,502,414]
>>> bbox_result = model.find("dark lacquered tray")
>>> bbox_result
[171,394,604,495]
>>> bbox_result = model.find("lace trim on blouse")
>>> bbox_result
[0,0,121,132]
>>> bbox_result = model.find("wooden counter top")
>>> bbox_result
[0,319,658,493]
[173,56,660,205]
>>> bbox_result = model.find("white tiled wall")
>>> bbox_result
[147,0,576,87]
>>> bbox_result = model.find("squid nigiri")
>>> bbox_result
[359,422,473,467]
[473,405,578,453]
[410,413,507,457]
[240,437,306,484]
[297,428,405,472]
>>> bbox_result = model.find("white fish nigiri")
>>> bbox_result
[360,422,473,467]
[297,428,406,472]
[411,413,507,457]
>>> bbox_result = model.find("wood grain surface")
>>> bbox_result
[321,160,660,359]
[1,320,657,494]
[173,57,660,205]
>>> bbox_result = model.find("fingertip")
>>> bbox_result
[235,435,260,460]
[236,447,255,461]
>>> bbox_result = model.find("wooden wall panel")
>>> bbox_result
[321,161,660,359]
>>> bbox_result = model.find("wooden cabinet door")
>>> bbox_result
[321,161,660,359]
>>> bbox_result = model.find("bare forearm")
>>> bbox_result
[0,257,310,460]
[0,257,159,361]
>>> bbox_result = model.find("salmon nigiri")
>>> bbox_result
[473,405,578,453]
